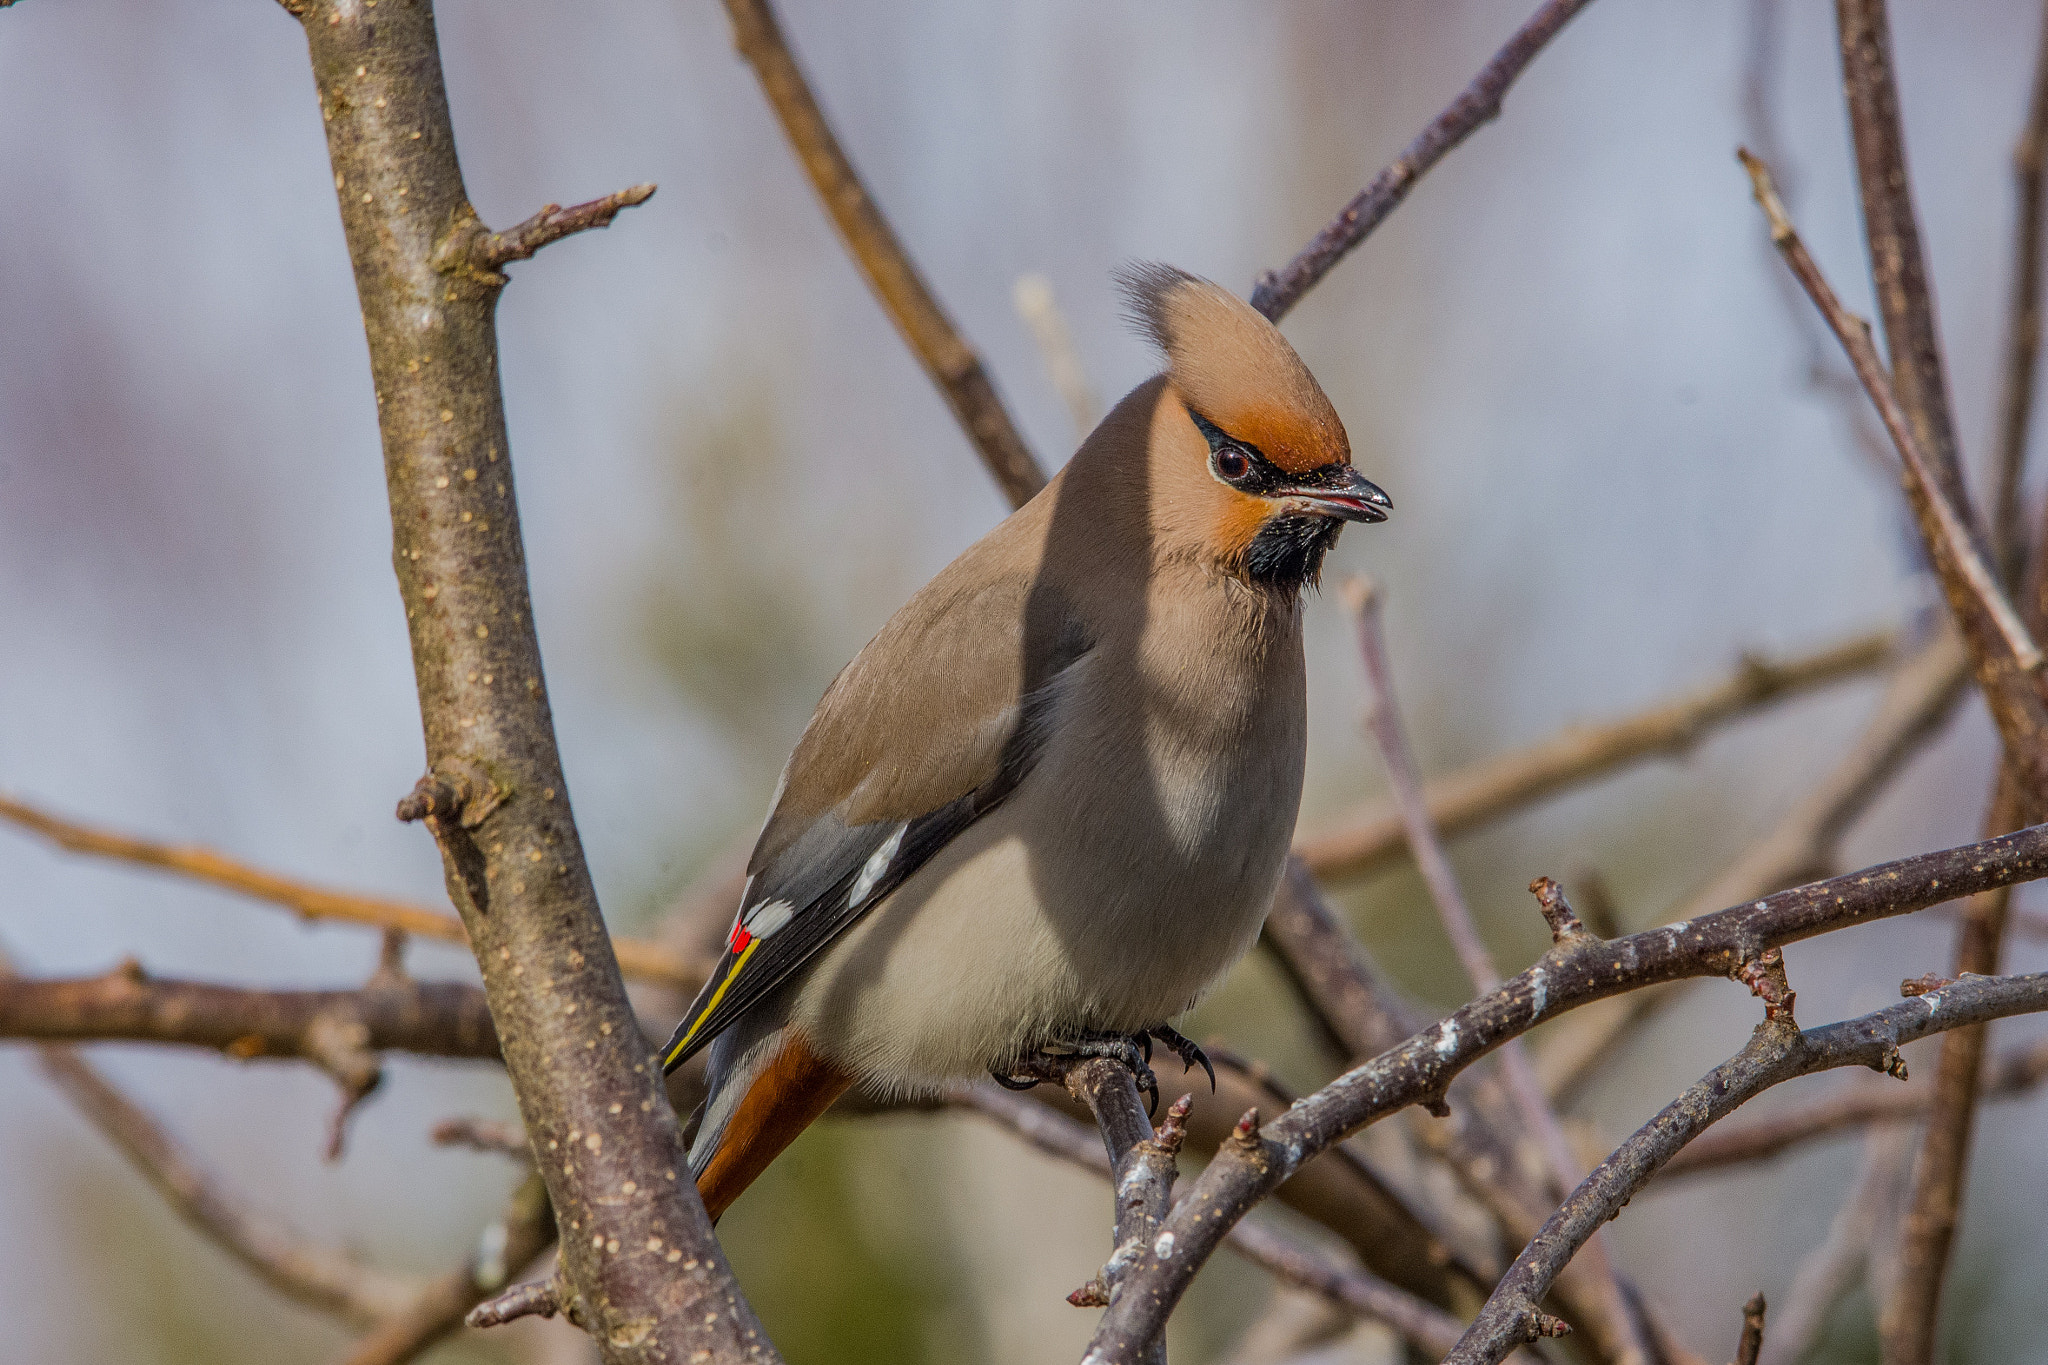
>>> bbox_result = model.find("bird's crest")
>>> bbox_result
[1116,262,1349,475]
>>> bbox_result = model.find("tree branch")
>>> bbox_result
[1261,861,1698,1363]
[1992,0,2048,579]
[433,184,657,279]
[1249,0,1597,321]
[37,1044,416,1324]
[282,0,769,1357]
[0,793,708,989]
[1532,622,1970,1103]
[0,960,499,1061]
[1082,823,2048,1361]
[1654,1033,2048,1179]
[1293,629,1897,886]
[951,1084,1466,1359]
[1741,150,2048,793]
[334,1171,556,1365]
[1443,972,2048,1364]
[1343,578,1651,1365]
[1754,1127,1915,1365]
[1835,0,1975,525]
[717,0,1045,508]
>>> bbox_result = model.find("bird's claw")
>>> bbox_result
[987,1067,1042,1091]
[1147,1023,1216,1093]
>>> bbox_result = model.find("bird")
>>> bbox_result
[661,263,1390,1219]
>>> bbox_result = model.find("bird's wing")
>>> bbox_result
[662,564,1089,1072]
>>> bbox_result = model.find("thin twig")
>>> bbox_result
[0,793,708,988]
[1836,0,1974,523]
[1343,578,1650,1365]
[1655,1033,2048,1178]
[1533,623,1970,1103]
[1886,774,2024,1359]
[334,1172,556,1365]
[1741,150,2048,779]
[1294,629,1897,885]
[1250,0,1597,320]
[1082,823,2048,1362]
[1443,972,2048,1364]
[952,1084,1466,1359]
[1262,861,1704,1358]
[1755,1127,1915,1365]
[38,1046,415,1323]
[432,1116,532,1158]
[1734,1293,1767,1365]
[438,185,657,277]
[1013,273,1099,441]
[718,0,1045,508]
[1993,0,2048,580]
[289,0,767,1354]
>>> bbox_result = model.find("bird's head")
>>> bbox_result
[1119,263,1389,590]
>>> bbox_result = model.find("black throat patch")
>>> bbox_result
[1246,514,1342,589]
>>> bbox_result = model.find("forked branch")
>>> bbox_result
[1084,823,2048,1361]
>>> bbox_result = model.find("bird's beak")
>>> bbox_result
[1278,467,1392,524]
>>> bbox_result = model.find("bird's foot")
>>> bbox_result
[992,1031,1162,1115]
[1145,1023,1216,1093]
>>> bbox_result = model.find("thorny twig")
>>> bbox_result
[1734,1294,1766,1365]
[434,184,657,280]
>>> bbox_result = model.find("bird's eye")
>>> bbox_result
[1215,448,1251,482]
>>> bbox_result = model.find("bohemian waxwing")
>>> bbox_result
[662,263,1390,1218]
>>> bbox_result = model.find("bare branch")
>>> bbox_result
[1884,771,2024,1360]
[468,1274,566,1330]
[335,1172,556,1365]
[1755,1128,1915,1365]
[1443,972,2048,1364]
[0,960,499,1062]
[37,1046,415,1324]
[286,0,767,1355]
[1083,823,2048,1361]
[718,0,1046,508]
[1534,623,1969,1103]
[1741,151,2048,788]
[1294,629,1898,885]
[433,1116,532,1158]
[1734,1294,1766,1365]
[433,184,657,279]
[1993,0,2048,578]
[0,792,708,988]
[1342,578,1649,1365]
[952,1084,1465,1359]
[1013,273,1099,441]
[1250,0,1597,321]
[1655,1032,2048,1178]
[1836,0,1974,523]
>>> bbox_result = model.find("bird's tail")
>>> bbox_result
[688,1012,853,1221]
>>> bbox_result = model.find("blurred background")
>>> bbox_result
[2,0,2044,1361]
